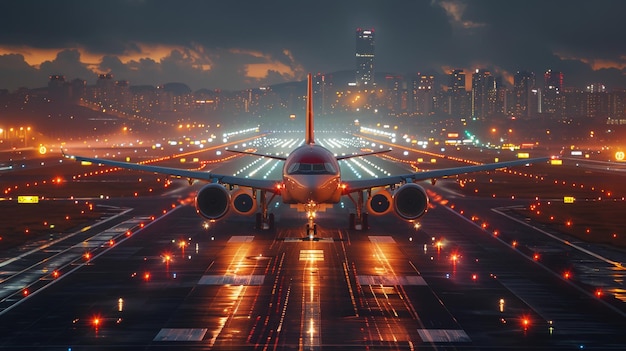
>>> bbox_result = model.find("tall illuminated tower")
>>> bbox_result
[543,69,563,115]
[448,69,467,117]
[355,28,375,87]
[471,69,492,120]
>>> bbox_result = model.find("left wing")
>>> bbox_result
[63,151,280,192]
[343,157,550,192]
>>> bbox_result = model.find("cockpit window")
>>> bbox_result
[287,162,336,175]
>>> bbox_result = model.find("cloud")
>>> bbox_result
[554,52,626,72]
[433,0,486,30]
[0,43,306,91]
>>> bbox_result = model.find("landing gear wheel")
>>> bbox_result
[255,213,262,230]
[268,213,275,229]
[349,213,356,230]
[313,224,317,236]
[361,212,369,230]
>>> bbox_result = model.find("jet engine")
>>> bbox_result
[393,183,429,220]
[195,184,230,220]
[231,188,257,216]
[366,189,393,215]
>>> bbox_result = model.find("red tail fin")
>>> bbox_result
[305,73,314,145]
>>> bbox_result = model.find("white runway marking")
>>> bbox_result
[368,236,396,243]
[417,329,471,343]
[153,328,207,341]
[228,236,255,243]
[198,274,265,285]
[299,249,324,261]
[357,275,428,286]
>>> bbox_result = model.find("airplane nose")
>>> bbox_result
[303,176,334,201]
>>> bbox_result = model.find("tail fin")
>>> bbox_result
[305,73,314,145]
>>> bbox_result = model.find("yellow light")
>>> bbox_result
[18,195,39,204]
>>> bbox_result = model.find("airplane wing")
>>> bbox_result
[226,149,288,160]
[343,157,550,192]
[336,149,391,160]
[63,152,281,192]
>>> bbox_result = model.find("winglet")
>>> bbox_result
[305,73,314,145]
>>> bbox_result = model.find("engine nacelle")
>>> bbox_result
[393,183,429,220]
[366,189,393,215]
[195,183,230,220]
[231,188,257,216]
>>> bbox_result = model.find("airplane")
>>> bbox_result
[63,73,549,238]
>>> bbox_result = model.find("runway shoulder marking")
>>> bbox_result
[198,274,265,285]
[153,328,208,341]
[357,275,427,285]
[228,235,255,243]
[417,329,471,343]
[368,236,396,243]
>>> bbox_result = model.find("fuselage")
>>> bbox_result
[281,144,342,204]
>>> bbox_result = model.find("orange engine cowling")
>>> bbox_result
[366,189,393,215]
[195,184,230,220]
[393,183,429,220]
[231,188,257,216]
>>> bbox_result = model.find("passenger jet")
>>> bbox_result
[64,74,549,237]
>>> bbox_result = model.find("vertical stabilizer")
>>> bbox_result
[305,73,314,144]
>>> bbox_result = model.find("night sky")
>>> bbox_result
[1,0,625,91]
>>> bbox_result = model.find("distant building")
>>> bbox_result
[471,69,493,120]
[48,75,69,101]
[543,70,564,116]
[355,28,375,87]
[94,73,115,106]
[448,69,468,118]
[384,75,404,115]
[512,70,536,119]
[411,73,435,116]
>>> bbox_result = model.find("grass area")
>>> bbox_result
[520,200,626,247]
[0,200,105,250]
[455,160,626,248]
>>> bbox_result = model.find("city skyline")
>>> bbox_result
[1,1,626,92]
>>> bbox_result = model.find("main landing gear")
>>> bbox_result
[347,190,369,231]
[255,190,275,230]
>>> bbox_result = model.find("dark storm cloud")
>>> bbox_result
[1,0,626,91]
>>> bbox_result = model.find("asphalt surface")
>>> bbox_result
[1,136,625,350]
[1,183,625,350]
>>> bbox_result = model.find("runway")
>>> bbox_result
[1,184,625,350]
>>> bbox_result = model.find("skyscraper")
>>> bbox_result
[355,28,375,87]
[513,70,536,118]
[411,73,435,116]
[471,69,493,120]
[543,70,564,115]
[448,69,468,117]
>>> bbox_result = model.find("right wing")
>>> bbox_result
[225,149,288,160]
[343,157,550,192]
[63,151,281,193]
